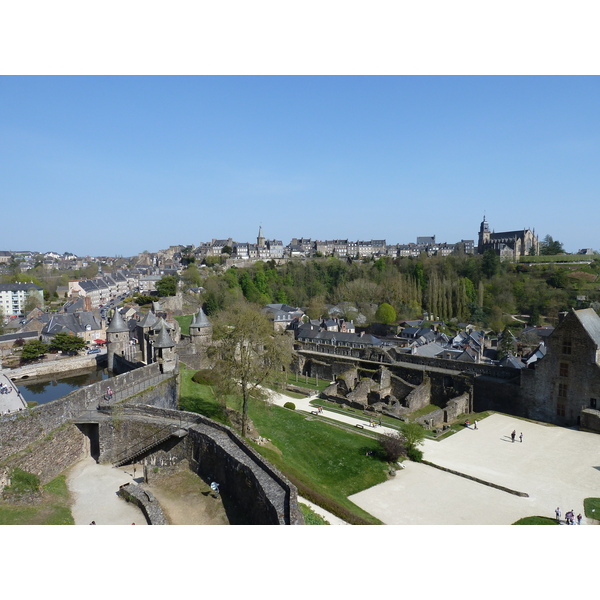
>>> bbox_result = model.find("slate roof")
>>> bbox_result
[42,312,102,336]
[296,323,382,347]
[573,308,600,348]
[190,308,211,329]
[153,325,175,349]
[106,308,129,333]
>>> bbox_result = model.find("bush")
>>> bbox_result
[379,432,406,462]
[3,468,40,498]
[283,402,296,410]
[407,447,423,462]
[192,369,219,386]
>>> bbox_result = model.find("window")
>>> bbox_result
[591,398,597,410]
[557,403,566,417]
[559,362,569,378]
[558,383,568,399]
[562,336,572,355]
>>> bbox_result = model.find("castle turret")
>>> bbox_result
[257,225,265,248]
[106,308,130,372]
[189,307,213,351]
[137,310,160,363]
[153,322,176,373]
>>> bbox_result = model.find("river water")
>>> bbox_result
[17,366,113,406]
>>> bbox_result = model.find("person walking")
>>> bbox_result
[474,420,478,429]
[577,513,582,525]
[555,507,561,523]
[519,432,523,443]
[511,430,516,443]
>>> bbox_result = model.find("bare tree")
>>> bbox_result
[210,302,293,437]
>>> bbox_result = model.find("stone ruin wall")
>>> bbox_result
[0,362,177,484]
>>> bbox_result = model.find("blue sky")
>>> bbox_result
[1,75,599,257]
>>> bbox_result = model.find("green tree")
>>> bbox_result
[497,326,516,360]
[48,332,87,353]
[210,302,293,438]
[482,249,500,279]
[400,422,425,454]
[20,340,49,362]
[156,275,178,297]
[540,235,565,255]
[375,302,397,325]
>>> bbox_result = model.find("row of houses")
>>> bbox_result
[191,230,476,262]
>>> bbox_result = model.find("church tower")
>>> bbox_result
[257,225,265,249]
[478,215,491,254]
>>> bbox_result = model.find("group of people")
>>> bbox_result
[510,430,523,443]
[555,507,583,525]
[0,381,12,395]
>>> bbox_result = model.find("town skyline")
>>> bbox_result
[2,76,599,257]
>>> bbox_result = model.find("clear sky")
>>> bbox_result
[2,75,599,257]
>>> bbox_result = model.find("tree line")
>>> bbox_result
[188,250,600,331]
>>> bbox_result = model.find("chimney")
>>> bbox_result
[558,311,568,324]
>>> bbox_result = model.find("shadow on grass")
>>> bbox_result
[179,393,231,425]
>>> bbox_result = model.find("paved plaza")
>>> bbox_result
[349,413,600,525]
[267,391,600,525]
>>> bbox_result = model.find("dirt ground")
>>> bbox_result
[144,469,229,525]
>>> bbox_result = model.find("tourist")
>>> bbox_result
[511,430,516,442]
[211,481,220,498]
[474,420,478,429]
[577,513,582,525]
[555,507,561,523]
[520,432,523,443]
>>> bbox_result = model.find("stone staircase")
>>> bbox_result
[113,425,188,467]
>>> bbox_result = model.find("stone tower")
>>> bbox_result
[189,307,213,351]
[257,225,265,249]
[152,321,177,373]
[106,308,130,372]
[136,310,160,364]
[477,215,491,253]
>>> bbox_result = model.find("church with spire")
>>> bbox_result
[477,216,539,261]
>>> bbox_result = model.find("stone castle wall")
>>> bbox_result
[100,405,303,525]
[0,362,176,481]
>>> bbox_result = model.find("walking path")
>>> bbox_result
[67,457,148,525]
[0,373,27,414]
[266,389,600,525]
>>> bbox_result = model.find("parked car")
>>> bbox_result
[87,348,101,354]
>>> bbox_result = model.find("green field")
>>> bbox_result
[0,473,74,525]
[179,367,386,523]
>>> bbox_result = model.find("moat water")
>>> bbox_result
[17,366,113,406]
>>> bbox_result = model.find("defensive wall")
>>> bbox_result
[0,362,177,483]
[7,353,108,381]
[81,404,303,525]
[0,360,303,524]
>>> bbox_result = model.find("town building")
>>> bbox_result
[0,282,44,317]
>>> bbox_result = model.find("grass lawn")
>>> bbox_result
[300,503,330,525]
[284,373,332,392]
[583,498,600,520]
[513,516,558,525]
[174,314,194,336]
[0,474,74,525]
[179,367,386,524]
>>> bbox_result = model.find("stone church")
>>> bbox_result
[477,216,539,260]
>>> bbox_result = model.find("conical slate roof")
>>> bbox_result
[138,310,159,329]
[106,308,129,333]
[191,308,211,329]
[153,325,175,349]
